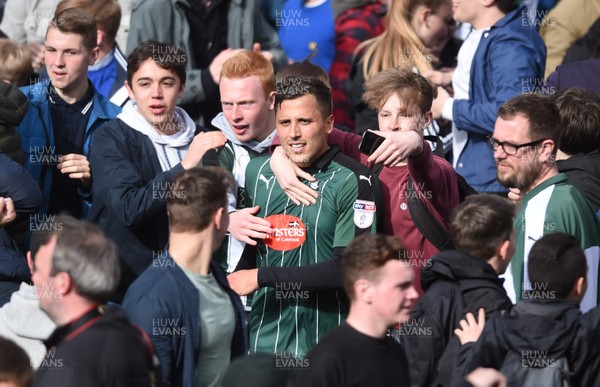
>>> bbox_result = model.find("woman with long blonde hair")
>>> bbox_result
[348,0,455,133]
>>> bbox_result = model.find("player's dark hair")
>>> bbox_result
[275,76,332,119]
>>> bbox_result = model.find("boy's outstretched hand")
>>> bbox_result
[454,308,486,345]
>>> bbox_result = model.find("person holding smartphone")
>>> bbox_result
[268,67,461,296]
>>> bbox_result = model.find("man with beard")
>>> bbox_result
[488,93,600,312]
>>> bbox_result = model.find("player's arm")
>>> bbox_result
[269,129,365,206]
[229,250,343,295]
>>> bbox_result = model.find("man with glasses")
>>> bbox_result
[489,93,600,312]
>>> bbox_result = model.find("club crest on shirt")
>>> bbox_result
[353,200,376,229]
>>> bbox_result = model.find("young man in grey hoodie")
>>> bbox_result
[88,41,227,301]
[206,50,277,277]
[0,235,55,369]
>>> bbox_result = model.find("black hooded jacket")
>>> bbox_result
[452,301,600,387]
[557,150,600,215]
[0,81,27,165]
[402,250,512,387]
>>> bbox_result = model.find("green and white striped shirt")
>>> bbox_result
[244,147,379,358]
[504,174,600,312]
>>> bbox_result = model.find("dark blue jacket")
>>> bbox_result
[17,79,121,216]
[545,58,600,96]
[88,119,185,301]
[123,253,249,387]
[452,5,546,193]
[0,151,43,288]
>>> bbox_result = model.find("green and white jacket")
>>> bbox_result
[503,174,600,312]
[211,113,277,273]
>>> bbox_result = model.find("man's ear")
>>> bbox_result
[125,80,136,102]
[354,279,373,303]
[214,207,226,231]
[540,139,556,163]
[422,110,433,129]
[89,46,100,66]
[268,90,276,110]
[497,239,511,262]
[55,271,73,296]
[325,114,334,134]
[573,276,586,299]
[27,251,34,275]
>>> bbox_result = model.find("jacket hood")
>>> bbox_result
[557,150,600,177]
[118,100,196,147]
[211,112,276,154]
[333,0,379,19]
[421,250,504,292]
[496,300,581,356]
[0,81,29,126]
[0,282,55,340]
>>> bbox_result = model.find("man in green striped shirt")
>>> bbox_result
[489,93,600,312]
[229,77,379,358]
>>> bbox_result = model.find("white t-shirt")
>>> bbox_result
[442,27,489,167]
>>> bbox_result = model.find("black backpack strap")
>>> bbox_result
[371,162,384,176]
[373,154,455,251]
[407,135,455,250]
[456,173,479,198]
[423,135,445,158]
[133,324,160,384]
[406,177,454,251]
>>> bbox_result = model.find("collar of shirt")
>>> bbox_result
[48,83,94,114]
[43,303,104,350]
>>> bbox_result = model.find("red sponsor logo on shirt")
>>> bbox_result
[264,214,306,251]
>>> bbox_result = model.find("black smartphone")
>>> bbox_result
[358,130,385,156]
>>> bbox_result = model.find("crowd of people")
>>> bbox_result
[0,0,599,386]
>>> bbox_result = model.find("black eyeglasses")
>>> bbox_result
[486,136,547,155]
